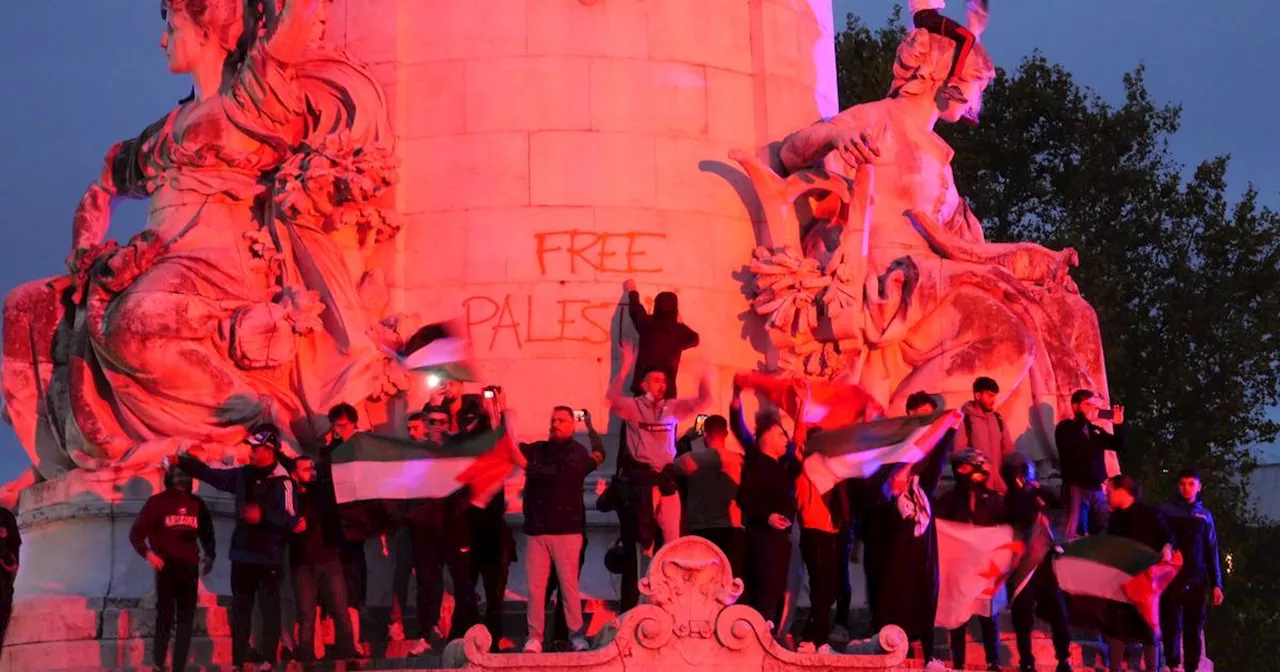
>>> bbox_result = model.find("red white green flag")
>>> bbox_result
[329,429,515,506]
[935,520,1027,629]
[1053,534,1183,637]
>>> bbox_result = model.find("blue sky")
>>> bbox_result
[0,2,1275,481]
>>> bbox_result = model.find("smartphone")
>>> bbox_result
[483,389,495,399]
[426,374,441,389]
[694,414,708,434]
[1096,409,1115,420]
[574,409,586,422]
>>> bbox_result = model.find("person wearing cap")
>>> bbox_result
[935,448,1007,672]
[129,466,215,672]
[175,424,298,670]
[955,377,1015,493]
[1056,389,1125,540]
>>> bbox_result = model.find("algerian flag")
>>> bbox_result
[935,520,1024,629]
[398,321,476,381]
[330,430,514,505]
[803,409,963,494]
[1053,534,1183,638]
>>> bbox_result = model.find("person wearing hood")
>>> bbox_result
[935,448,1007,672]
[955,377,1015,493]
[174,424,298,669]
[624,280,700,399]
[1159,468,1224,672]
[130,465,215,672]
[1001,453,1072,672]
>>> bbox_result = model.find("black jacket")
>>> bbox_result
[627,290,699,398]
[1055,417,1124,490]
[520,438,596,536]
[1107,501,1172,553]
[177,455,297,565]
[129,488,216,566]
[0,507,20,572]
[1160,498,1223,589]
[935,483,1007,526]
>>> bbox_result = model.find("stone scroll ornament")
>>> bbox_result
[0,0,414,496]
[444,535,910,670]
[732,18,1110,465]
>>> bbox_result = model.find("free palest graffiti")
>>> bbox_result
[463,228,667,352]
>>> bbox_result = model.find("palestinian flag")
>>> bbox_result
[1006,513,1057,600]
[935,520,1025,629]
[803,408,963,494]
[399,321,476,381]
[733,372,884,430]
[1053,534,1183,638]
[330,429,515,509]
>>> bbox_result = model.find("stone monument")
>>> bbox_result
[0,0,1115,669]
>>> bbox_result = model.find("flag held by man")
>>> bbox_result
[1053,534,1182,637]
[398,321,477,381]
[803,408,964,494]
[934,519,1027,629]
[329,429,515,507]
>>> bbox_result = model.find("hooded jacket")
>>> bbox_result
[177,455,298,566]
[628,290,700,398]
[955,400,1015,493]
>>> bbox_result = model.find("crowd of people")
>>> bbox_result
[115,285,1226,672]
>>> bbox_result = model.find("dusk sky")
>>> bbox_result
[0,2,1275,481]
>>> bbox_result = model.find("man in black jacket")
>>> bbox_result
[516,405,603,653]
[935,448,1006,672]
[176,424,297,669]
[0,502,19,660]
[1001,454,1072,672]
[1055,389,1125,540]
[1105,474,1172,672]
[130,466,215,672]
[1159,468,1224,672]
[623,280,699,399]
[288,455,357,661]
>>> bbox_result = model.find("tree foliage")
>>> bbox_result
[836,8,1280,667]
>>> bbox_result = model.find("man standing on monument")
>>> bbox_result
[1056,390,1125,540]
[176,425,298,669]
[323,403,369,651]
[607,341,711,560]
[955,377,1015,493]
[623,280,700,399]
[1159,468,1224,672]
[129,466,215,672]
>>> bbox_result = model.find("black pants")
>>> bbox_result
[1010,560,1071,667]
[154,561,199,670]
[408,518,478,640]
[1161,579,1208,672]
[293,559,355,660]
[341,542,367,610]
[230,562,282,665]
[799,529,839,645]
[949,615,998,669]
[744,526,791,626]
[0,573,12,658]
[691,527,746,580]
[834,525,854,630]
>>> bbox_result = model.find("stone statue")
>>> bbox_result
[733,26,1109,463]
[1,0,403,484]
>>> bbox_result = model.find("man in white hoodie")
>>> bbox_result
[954,377,1014,493]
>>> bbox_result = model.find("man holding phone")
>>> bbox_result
[1055,389,1125,540]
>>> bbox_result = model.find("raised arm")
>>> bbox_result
[175,454,239,494]
[729,385,757,454]
[670,373,713,420]
[624,280,650,333]
[264,0,323,64]
[607,340,639,409]
[582,411,606,465]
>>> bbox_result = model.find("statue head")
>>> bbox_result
[263,0,332,46]
[159,0,246,74]
[889,28,995,123]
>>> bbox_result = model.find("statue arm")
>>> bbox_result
[264,0,323,64]
[780,111,881,174]
[70,115,168,267]
[779,122,842,173]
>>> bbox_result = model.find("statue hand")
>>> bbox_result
[833,130,880,168]
[71,183,113,258]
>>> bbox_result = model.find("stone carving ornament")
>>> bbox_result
[734,26,1109,463]
[1,0,405,487]
[446,536,910,671]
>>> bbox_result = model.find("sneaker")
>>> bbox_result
[817,643,833,654]
[408,638,432,656]
[523,639,543,654]
[925,660,947,671]
[796,642,816,654]
[387,620,406,642]
[570,635,590,652]
[830,625,851,642]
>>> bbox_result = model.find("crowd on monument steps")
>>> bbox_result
[90,284,1222,672]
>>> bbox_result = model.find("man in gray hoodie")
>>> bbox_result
[954,377,1015,493]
